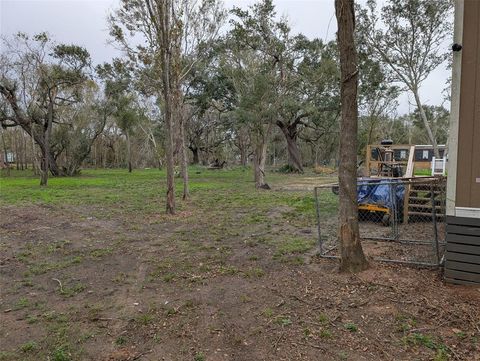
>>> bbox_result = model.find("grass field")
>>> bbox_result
[0,168,478,361]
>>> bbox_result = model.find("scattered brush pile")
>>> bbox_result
[313,165,336,175]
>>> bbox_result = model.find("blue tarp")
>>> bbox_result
[357,178,405,216]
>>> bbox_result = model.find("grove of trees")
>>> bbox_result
[0,0,453,217]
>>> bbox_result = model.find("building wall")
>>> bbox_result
[446,0,464,215]
[455,0,480,209]
[445,0,480,285]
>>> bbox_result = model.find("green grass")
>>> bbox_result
[14,297,30,310]
[19,341,38,353]
[274,316,292,326]
[0,168,209,207]
[115,335,127,346]
[50,346,71,361]
[274,238,315,257]
[59,282,86,298]
[0,167,334,211]
[243,267,265,278]
[317,313,329,324]
[0,167,472,360]
[194,352,205,361]
[0,352,16,360]
[402,332,449,359]
[135,313,155,326]
[320,329,332,338]
[0,166,339,360]
[27,256,84,276]
[413,168,433,176]
[263,308,274,318]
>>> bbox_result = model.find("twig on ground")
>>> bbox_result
[272,332,284,349]
[407,327,435,334]
[132,349,153,360]
[52,278,63,293]
[468,312,480,333]
[293,341,325,350]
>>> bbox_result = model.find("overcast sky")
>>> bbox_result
[1,0,452,114]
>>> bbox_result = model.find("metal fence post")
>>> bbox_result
[430,182,440,266]
[314,187,323,255]
[390,182,398,240]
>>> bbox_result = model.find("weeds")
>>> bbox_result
[14,297,29,310]
[20,341,37,352]
[344,323,358,332]
[194,352,205,361]
[274,316,292,327]
[90,248,113,258]
[136,313,155,325]
[402,332,449,359]
[58,282,86,298]
[243,267,265,278]
[317,313,329,324]
[273,238,314,260]
[320,329,332,338]
[263,308,274,318]
[51,346,71,361]
[115,336,127,346]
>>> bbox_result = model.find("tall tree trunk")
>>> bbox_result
[94,141,97,169]
[277,122,303,172]
[114,142,118,168]
[179,109,189,200]
[31,131,38,175]
[103,145,107,168]
[158,0,179,214]
[367,115,376,146]
[0,126,10,176]
[286,135,303,172]
[0,150,5,171]
[14,132,20,170]
[253,125,271,189]
[190,146,199,165]
[27,120,60,177]
[272,143,276,167]
[309,142,318,167]
[146,129,162,170]
[253,142,268,188]
[285,131,303,172]
[22,131,27,170]
[412,89,440,158]
[40,100,54,186]
[126,131,132,173]
[12,122,61,176]
[236,138,248,166]
[40,143,49,185]
[37,145,60,177]
[0,132,5,170]
[335,0,368,272]
[164,94,176,214]
[240,147,247,166]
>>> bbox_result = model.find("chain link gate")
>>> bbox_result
[314,177,446,266]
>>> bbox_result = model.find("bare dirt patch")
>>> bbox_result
[1,200,479,361]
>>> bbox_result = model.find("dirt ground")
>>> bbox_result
[0,171,479,361]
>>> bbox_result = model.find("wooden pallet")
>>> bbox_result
[403,178,446,223]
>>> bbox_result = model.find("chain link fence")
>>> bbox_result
[314,177,446,266]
